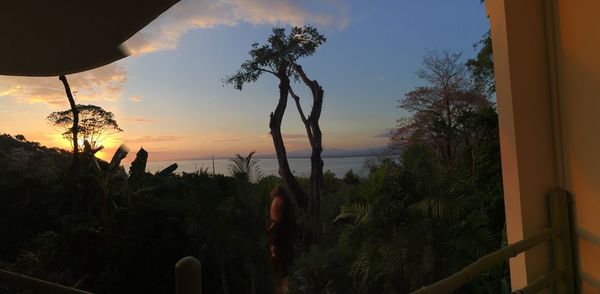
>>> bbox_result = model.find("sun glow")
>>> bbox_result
[51,132,119,162]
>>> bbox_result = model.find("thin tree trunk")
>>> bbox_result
[270,65,308,210]
[293,65,325,242]
[444,90,453,169]
[309,133,323,240]
[59,75,79,175]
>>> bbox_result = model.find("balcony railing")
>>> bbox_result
[0,269,92,294]
[411,190,576,294]
[0,256,202,294]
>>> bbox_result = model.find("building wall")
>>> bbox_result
[488,0,600,292]
[556,0,600,291]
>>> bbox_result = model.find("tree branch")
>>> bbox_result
[293,64,323,122]
[289,87,314,145]
[293,64,313,88]
[257,68,277,76]
[289,87,308,125]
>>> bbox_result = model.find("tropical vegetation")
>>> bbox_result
[0,21,505,294]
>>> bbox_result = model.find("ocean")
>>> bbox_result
[145,156,378,178]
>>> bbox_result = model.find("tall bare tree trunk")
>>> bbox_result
[270,65,308,209]
[59,75,79,175]
[292,65,325,242]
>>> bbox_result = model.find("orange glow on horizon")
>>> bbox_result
[49,132,120,162]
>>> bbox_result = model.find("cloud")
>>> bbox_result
[212,138,242,143]
[0,0,349,107]
[126,135,184,143]
[0,63,127,107]
[130,95,143,102]
[127,117,155,123]
[211,132,243,143]
[124,0,349,54]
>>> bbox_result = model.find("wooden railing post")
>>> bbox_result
[175,256,202,294]
[548,190,575,293]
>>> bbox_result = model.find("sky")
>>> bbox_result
[0,0,489,162]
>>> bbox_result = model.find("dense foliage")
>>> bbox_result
[466,32,495,96]
[287,49,505,293]
[0,98,505,294]
[0,136,278,293]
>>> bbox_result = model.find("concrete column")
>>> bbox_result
[486,0,559,290]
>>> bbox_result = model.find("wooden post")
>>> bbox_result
[548,190,575,293]
[175,256,202,294]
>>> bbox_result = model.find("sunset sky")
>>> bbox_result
[0,0,489,162]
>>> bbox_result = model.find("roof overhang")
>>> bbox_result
[0,0,179,76]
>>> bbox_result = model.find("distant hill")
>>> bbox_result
[0,134,71,184]
[0,134,70,159]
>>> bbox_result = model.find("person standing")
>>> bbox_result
[268,185,297,294]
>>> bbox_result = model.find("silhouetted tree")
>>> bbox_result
[392,51,490,169]
[342,169,360,186]
[47,104,122,154]
[225,26,327,243]
[15,134,26,142]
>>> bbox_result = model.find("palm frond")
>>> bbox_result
[350,252,373,291]
[334,202,372,224]
[228,151,263,183]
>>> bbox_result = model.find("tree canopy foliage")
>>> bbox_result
[466,32,495,95]
[225,26,326,90]
[47,104,122,151]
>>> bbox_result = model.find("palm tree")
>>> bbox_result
[228,151,263,183]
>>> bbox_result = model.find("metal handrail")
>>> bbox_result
[411,191,575,294]
[0,269,92,294]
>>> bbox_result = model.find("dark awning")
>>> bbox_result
[0,0,179,76]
